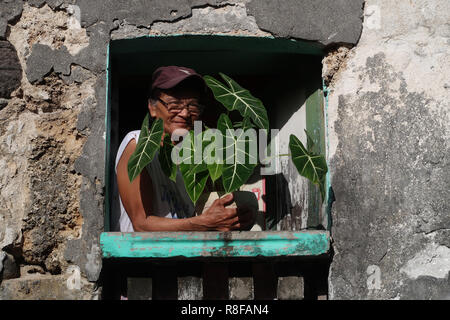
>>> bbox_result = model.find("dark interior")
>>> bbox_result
[107,35,323,232]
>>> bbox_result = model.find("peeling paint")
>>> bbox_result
[149,4,271,37]
[100,231,330,258]
[84,243,101,280]
[66,265,81,290]
[400,243,450,280]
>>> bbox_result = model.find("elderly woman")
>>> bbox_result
[115,66,253,232]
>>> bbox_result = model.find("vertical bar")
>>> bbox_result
[108,59,121,231]
[322,81,334,231]
[203,262,229,300]
[252,262,277,300]
[305,88,326,228]
[99,260,126,300]
[152,264,178,300]
[104,42,111,232]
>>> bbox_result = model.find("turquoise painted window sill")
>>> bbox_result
[100,231,330,259]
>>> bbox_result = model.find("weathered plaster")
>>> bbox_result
[148,3,271,37]
[0,271,99,299]
[1,0,366,299]
[400,243,450,280]
[1,1,96,294]
[246,0,364,46]
[327,0,450,299]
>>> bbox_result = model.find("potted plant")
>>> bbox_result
[127,73,328,230]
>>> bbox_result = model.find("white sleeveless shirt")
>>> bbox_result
[115,130,195,232]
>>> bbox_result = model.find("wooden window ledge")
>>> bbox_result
[100,231,330,259]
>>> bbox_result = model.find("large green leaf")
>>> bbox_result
[289,134,328,202]
[179,131,209,204]
[218,113,257,193]
[178,130,208,172]
[127,115,164,182]
[204,73,269,131]
[205,147,223,183]
[208,163,223,183]
[203,128,224,183]
[159,134,177,182]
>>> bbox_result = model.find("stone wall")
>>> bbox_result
[327,0,450,299]
[3,0,447,301]
[0,1,100,299]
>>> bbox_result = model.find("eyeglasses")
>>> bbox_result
[158,98,204,117]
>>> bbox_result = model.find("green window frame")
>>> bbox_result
[102,35,331,259]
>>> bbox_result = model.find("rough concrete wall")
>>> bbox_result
[0,0,364,299]
[327,0,450,299]
[246,0,364,46]
[0,1,99,299]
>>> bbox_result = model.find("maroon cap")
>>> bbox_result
[151,66,205,93]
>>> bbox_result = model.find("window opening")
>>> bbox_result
[105,35,327,233]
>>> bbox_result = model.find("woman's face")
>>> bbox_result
[148,86,203,139]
